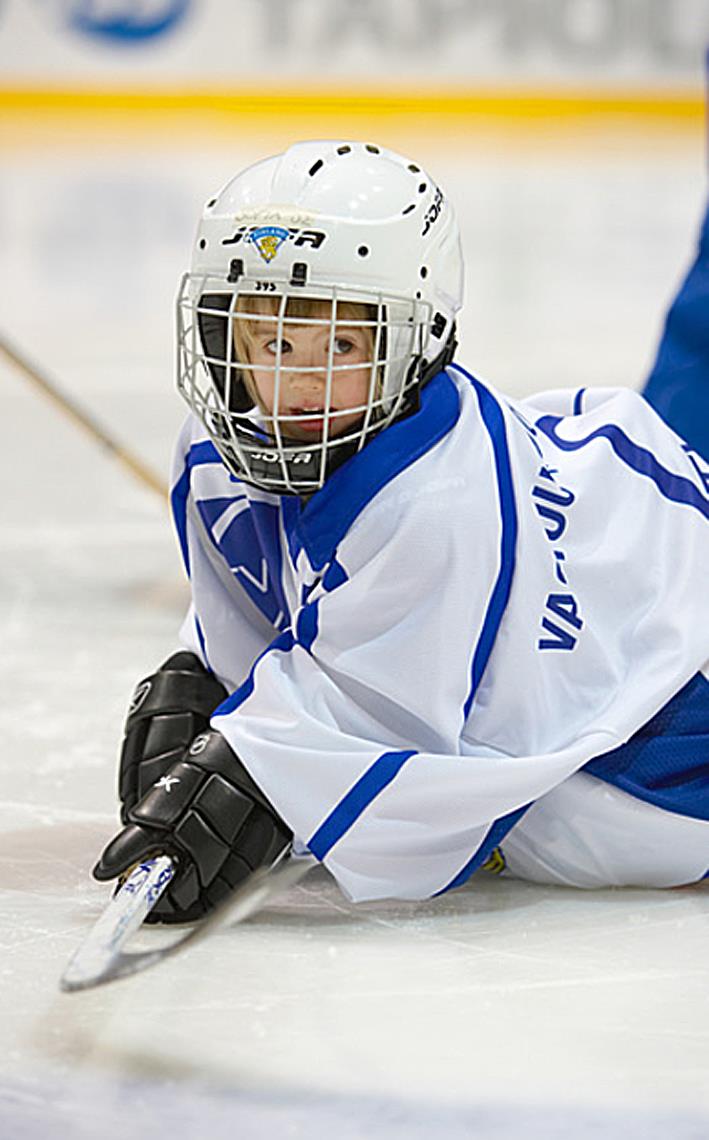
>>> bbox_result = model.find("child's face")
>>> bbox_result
[239,312,374,442]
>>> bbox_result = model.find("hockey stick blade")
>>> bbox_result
[60,852,313,993]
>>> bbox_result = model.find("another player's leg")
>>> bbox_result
[642,198,709,461]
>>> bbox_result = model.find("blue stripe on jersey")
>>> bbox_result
[213,555,350,712]
[195,614,208,666]
[450,368,518,719]
[197,495,245,532]
[535,415,709,519]
[188,440,223,467]
[214,554,348,720]
[573,388,586,415]
[683,447,709,495]
[281,496,303,566]
[435,802,532,894]
[213,629,297,717]
[323,557,348,591]
[171,467,191,574]
[296,601,319,652]
[307,750,417,860]
[294,558,349,652]
[170,439,227,575]
[174,436,289,627]
[285,369,461,572]
[584,671,709,821]
[244,500,289,624]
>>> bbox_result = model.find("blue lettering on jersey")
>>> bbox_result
[539,593,584,651]
[538,616,578,651]
[553,550,568,585]
[531,482,575,542]
[531,468,584,651]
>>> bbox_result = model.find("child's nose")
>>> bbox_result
[288,361,327,390]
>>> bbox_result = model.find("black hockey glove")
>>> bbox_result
[118,651,228,820]
[94,729,293,924]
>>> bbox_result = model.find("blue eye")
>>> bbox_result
[334,338,353,355]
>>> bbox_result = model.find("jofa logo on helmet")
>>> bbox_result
[223,225,327,262]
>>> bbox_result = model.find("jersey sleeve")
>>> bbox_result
[210,441,614,904]
[169,417,278,690]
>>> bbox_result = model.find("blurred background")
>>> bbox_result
[1,0,707,477]
[1,6,709,1139]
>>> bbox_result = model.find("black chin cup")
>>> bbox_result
[196,293,254,413]
[216,423,361,494]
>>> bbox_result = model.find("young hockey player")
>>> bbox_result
[94,141,709,922]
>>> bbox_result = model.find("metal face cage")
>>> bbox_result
[176,273,435,495]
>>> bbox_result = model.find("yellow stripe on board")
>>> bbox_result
[0,86,704,121]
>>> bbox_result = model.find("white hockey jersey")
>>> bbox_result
[170,365,709,902]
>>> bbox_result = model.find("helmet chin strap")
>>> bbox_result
[399,324,458,419]
[419,325,458,387]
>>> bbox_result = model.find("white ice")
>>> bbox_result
[1,116,708,1139]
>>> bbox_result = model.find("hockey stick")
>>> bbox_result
[1,333,168,499]
[60,851,314,993]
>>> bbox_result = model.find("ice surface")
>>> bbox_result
[1,116,707,1139]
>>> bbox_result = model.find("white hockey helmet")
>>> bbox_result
[177,140,464,494]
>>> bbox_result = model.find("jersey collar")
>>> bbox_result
[281,368,461,571]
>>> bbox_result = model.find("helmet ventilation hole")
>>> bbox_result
[199,238,207,250]
[337,145,352,155]
[408,164,420,173]
[365,144,380,154]
[418,183,427,193]
[357,245,370,258]
[420,266,428,278]
[402,204,416,215]
[309,159,324,176]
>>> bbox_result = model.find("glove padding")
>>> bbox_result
[94,729,293,924]
[118,651,228,820]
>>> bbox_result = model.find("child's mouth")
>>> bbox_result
[281,407,357,439]
[289,409,328,433]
